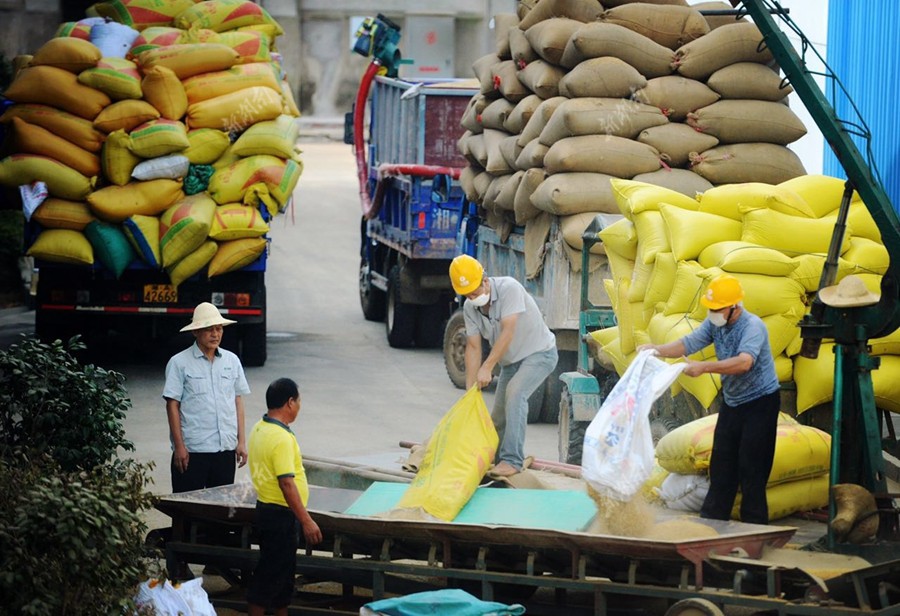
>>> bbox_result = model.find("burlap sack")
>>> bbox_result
[495,170,524,211]
[466,133,488,168]
[499,135,523,169]
[484,174,510,210]
[473,170,494,204]
[515,139,549,170]
[473,53,502,96]
[561,22,674,78]
[524,18,584,65]
[494,13,519,59]
[531,172,619,215]
[517,60,565,99]
[673,22,773,80]
[603,0,689,6]
[690,143,806,185]
[492,60,531,103]
[687,100,807,145]
[514,167,547,224]
[633,75,720,122]
[637,123,719,167]
[601,3,709,49]
[539,98,668,146]
[691,1,747,31]
[517,96,566,146]
[504,94,542,134]
[632,168,712,197]
[518,0,605,31]
[461,93,487,133]
[545,135,662,177]
[484,129,514,175]
[560,211,610,256]
[706,62,793,101]
[559,57,647,99]
[481,98,516,130]
[509,27,538,67]
[460,165,479,202]
[458,131,476,166]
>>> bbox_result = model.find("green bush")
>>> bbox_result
[0,336,134,471]
[0,455,157,614]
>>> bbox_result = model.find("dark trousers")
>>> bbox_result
[700,390,781,525]
[171,450,236,493]
[247,502,299,609]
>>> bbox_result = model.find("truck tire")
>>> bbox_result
[558,384,590,465]
[527,380,546,424]
[664,598,724,616]
[359,258,386,322]
[540,349,577,423]
[385,265,415,348]
[443,309,468,389]
[415,302,446,348]
[239,320,267,367]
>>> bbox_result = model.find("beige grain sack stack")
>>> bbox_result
[459,0,807,277]
[2,0,300,286]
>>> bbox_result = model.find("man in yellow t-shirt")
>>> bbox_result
[247,378,322,616]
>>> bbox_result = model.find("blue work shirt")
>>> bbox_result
[681,310,779,407]
[162,342,250,453]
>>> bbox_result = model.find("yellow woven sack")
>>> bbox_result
[184,128,231,165]
[3,65,111,120]
[698,240,799,276]
[208,155,302,216]
[0,154,92,200]
[77,57,142,100]
[182,62,280,105]
[31,198,95,231]
[661,260,706,317]
[874,356,900,413]
[101,129,142,186]
[141,65,188,121]
[610,178,700,220]
[208,237,267,277]
[626,253,653,302]
[392,387,498,521]
[30,37,101,72]
[698,182,814,221]
[661,203,742,262]
[870,327,900,356]
[644,251,677,313]
[775,353,793,382]
[174,0,284,35]
[137,43,238,79]
[843,237,889,276]
[714,271,807,318]
[789,253,856,293]
[632,210,669,265]
[93,99,160,133]
[281,80,301,118]
[647,311,702,345]
[159,193,218,266]
[791,342,834,413]
[1,103,104,152]
[122,214,161,268]
[742,207,850,257]
[88,179,184,223]
[129,26,187,55]
[763,312,802,357]
[105,0,197,29]
[822,202,882,243]
[736,474,829,522]
[215,30,270,64]
[209,203,269,240]
[167,240,217,287]
[185,85,283,131]
[10,117,100,178]
[231,114,300,159]
[129,119,190,158]
[598,216,637,260]
[26,229,94,265]
[778,174,856,218]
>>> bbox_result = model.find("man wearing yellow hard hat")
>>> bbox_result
[449,254,558,477]
[639,274,780,524]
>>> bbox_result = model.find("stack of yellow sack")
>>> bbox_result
[646,412,830,522]
[591,173,896,418]
[457,0,807,270]
[0,0,301,286]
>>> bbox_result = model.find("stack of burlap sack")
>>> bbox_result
[458,0,807,274]
[644,412,831,521]
[0,0,302,286]
[590,173,897,421]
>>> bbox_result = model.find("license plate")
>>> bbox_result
[143,284,178,303]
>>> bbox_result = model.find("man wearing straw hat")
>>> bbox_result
[639,274,780,524]
[163,302,251,493]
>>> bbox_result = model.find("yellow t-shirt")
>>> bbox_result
[248,415,309,507]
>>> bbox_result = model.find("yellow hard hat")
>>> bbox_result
[700,274,744,310]
[449,254,484,295]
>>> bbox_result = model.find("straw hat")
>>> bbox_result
[818,275,880,308]
[180,302,236,332]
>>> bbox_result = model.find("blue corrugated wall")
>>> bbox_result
[825,1,900,213]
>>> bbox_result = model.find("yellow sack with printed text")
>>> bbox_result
[392,387,499,521]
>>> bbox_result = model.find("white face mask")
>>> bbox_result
[709,309,729,328]
[468,292,490,308]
